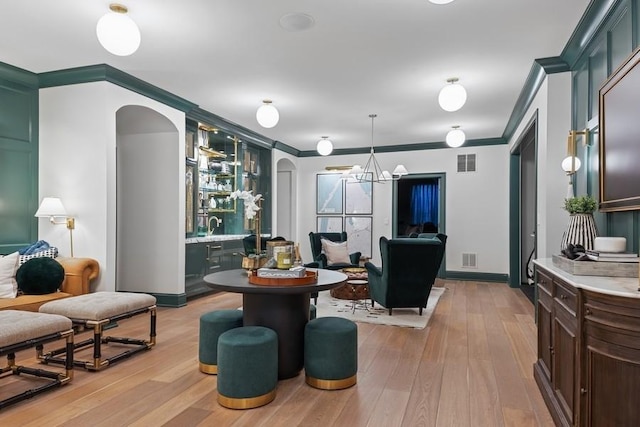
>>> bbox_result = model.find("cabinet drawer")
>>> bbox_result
[554,279,577,315]
[536,269,553,294]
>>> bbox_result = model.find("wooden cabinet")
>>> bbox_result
[185,238,243,297]
[581,290,640,427]
[534,270,578,427]
[534,263,640,427]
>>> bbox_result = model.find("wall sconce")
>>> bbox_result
[562,130,589,199]
[562,130,589,175]
[35,197,76,257]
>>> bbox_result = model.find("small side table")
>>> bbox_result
[331,268,369,312]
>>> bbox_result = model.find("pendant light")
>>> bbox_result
[438,78,467,112]
[96,4,141,56]
[317,136,333,156]
[256,100,279,128]
[349,114,408,183]
[446,126,466,147]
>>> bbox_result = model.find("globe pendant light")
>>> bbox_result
[561,156,581,173]
[256,100,279,128]
[446,126,466,147]
[96,4,141,56]
[317,136,333,156]
[438,78,467,112]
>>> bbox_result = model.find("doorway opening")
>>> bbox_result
[393,172,446,276]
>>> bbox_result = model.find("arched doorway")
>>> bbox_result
[115,105,180,294]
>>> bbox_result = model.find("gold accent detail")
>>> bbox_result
[198,146,227,159]
[199,362,218,375]
[325,165,352,171]
[305,374,357,390]
[217,389,276,409]
[109,4,128,14]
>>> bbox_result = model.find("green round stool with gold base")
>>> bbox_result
[304,316,357,390]
[217,326,278,409]
[198,309,243,374]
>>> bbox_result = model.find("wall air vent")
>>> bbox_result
[457,154,476,172]
[462,253,477,268]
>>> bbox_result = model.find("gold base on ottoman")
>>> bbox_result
[199,361,218,374]
[305,374,357,390]
[217,389,276,409]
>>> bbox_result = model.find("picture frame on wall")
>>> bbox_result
[345,173,373,214]
[345,216,372,258]
[316,173,344,214]
[317,216,343,233]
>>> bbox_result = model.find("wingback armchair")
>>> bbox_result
[308,232,361,270]
[365,236,445,315]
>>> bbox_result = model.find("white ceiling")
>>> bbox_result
[1,0,589,152]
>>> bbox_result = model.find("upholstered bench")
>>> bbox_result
[0,310,74,410]
[304,316,358,390]
[38,291,156,371]
[199,309,243,374]
[217,326,278,409]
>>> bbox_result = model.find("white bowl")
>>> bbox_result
[593,237,627,253]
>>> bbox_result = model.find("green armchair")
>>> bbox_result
[365,236,445,315]
[308,232,361,270]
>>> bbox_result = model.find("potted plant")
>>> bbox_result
[560,195,598,252]
[563,195,597,214]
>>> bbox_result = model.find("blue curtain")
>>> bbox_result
[410,183,438,225]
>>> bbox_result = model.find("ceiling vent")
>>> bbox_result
[457,154,476,173]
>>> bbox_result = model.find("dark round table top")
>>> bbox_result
[204,268,348,295]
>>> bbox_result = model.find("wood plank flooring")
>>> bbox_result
[0,280,553,426]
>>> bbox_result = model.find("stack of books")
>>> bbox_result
[585,250,639,263]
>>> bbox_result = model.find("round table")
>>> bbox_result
[204,268,347,379]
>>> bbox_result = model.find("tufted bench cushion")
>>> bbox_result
[0,310,74,410]
[38,291,157,371]
[39,291,156,321]
[0,310,72,347]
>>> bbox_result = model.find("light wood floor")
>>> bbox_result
[0,280,553,426]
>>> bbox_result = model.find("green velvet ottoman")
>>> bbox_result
[217,326,278,409]
[304,316,357,390]
[199,309,243,374]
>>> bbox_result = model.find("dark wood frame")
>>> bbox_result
[599,45,640,211]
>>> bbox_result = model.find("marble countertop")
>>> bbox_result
[534,258,640,298]
[185,234,272,244]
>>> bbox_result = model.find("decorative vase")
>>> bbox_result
[560,213,598,252]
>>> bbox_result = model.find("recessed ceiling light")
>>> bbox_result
[279,13,315,32]
[429,0,455,4]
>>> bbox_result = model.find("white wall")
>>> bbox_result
[39,82,186,293]
[285,144,510,274]
[508,72,572,260]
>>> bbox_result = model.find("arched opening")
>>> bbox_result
[115,105,180,294]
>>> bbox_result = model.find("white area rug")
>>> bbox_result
[315,286,445,329]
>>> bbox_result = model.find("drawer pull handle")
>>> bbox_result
[549,346,554,355]
[580,388,587,395]
[585,308,592,315]
[560,294,567,300]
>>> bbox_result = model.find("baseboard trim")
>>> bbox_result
[444,271,509,283]
[151,292,187,308]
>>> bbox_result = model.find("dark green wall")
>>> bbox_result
[571,0,640,253]
[0,63,39,254]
